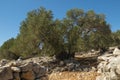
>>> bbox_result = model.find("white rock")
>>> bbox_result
[113,47,120,55]
[97,54,120,80]
[98,54,113,61]
[11,67,21,72]
[110,69,118,80]
[115,64,120,75]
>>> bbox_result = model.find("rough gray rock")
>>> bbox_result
[97,51,120,80]
[20,62,33,72]
[0,67,13,80]
[13,72,20,80]
[0,55,97,80]
[0,57,47,80]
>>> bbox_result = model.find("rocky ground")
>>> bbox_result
[0,46,120,80]
[0,52,98,80]
[49,71,99,80]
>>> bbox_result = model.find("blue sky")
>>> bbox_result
[0,0,120,46]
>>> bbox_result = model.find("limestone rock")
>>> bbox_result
[97,54,120,80]
[11,67,21,72]
[33,63,46,78]
[97,54,113,61]
[21,70,35,80]
[0,57,48,80]
[113,47,120,55]
[9,60,22,67]
[20,62,33,72]
[13,72,20,80]
[115,64,120,75]
[0,67,13,80]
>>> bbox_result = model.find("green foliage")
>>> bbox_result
[0,7,114,60]
[0,38,19,60]
[64,9,112,52]
[110,30,120,46]
[10,7,54,57]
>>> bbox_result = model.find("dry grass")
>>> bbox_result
[49,71,99,80]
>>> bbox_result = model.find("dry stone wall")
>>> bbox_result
[0,57,48,80]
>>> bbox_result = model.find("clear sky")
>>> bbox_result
[0,0,120,46]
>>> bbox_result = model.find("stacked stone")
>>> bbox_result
[0,58,47,80]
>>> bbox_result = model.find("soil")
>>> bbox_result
[49,71,99,80]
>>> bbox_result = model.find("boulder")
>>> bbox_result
[21,70,35,80]
[115,64,120,75]
[97,54,113,62]
[113,47,120,55]
[67,62,76,71]
[59,61,66,67]
[11,67,21,72]
[20,62,33,72]
[97,54,120,80]
[0,67,13,80]
[13,72,20,80]
[9,60,22,67]
[33,63,46,78]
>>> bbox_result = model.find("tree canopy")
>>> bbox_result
[0,7,118,60]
